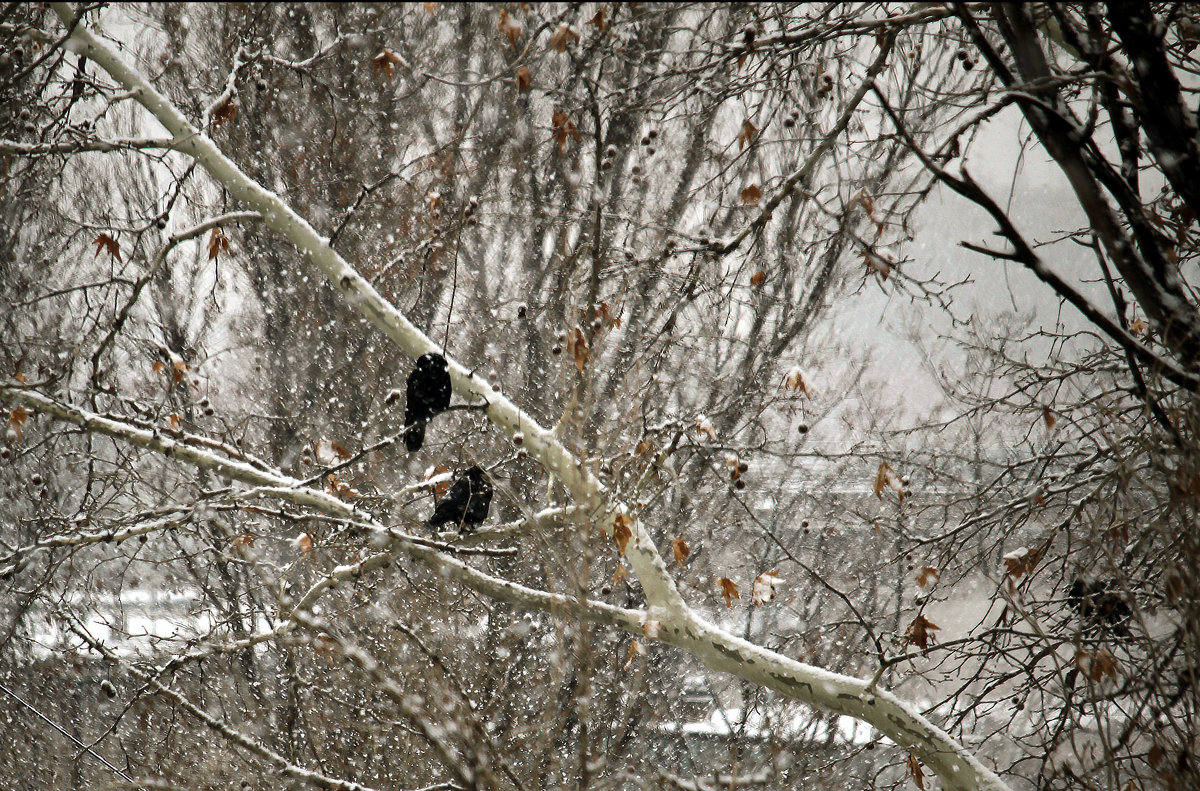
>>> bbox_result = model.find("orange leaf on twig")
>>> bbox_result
[93,233,121,263]
[752,570,781,605]
[1002,545,1044,578]
[737,119,758,150]
[1075,649,1120,684]
[672,537,690,566]
[784,366,812,396]
[873,461,904,502]
[212,98,238,127]
[7,406,30,440]
[550,25,580,52]
[552,108,582,154]
[372,49,401,81]
[612,514,633,556]
[906,755,926,791]
[207,227,229,261]
[905,614,939,650]
[717,577,740,607]
[497,9,523,47]
[566,325,589,373]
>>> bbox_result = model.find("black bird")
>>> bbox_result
[1067,578,1131,635]
[404,353,451,452]
[429,466,493,533]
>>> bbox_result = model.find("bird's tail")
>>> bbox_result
[404,421,425,452]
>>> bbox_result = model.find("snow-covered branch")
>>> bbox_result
[0,136,177,155]
[0,384,642,648]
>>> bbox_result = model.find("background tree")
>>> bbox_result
[867,4,1200,790]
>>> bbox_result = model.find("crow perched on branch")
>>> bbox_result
[429,466,493,533]
[1067,578,1132,635]
[404,353,451,452]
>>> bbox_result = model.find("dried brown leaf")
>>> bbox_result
[904,614,939,650]
[212,98,238,127]
[372,48,401,81]
[1075,649,1120,684]
[93,232,121,263]
[784,366,812,396]
[423,464,452,497]
[7,406,29,440]
[752,570,780,605]
[1002,545,1043,578]
[906,754,926,791]
[207,227,229,261]
[737,118,758,150]
[552,108,582,154]
[864,251,891,280]
[848,188,884,235]
[595,300,621,328]
[588,7,607,31]
[498,9,522,47]
[566,325,589,373]
[873,461,904,501]
[550,24,580,52]
[612,513,633,556]
[672,537,690,566]
[717,577,740,607]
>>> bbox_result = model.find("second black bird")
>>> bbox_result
[404,352,451,452]
[429,466,493,533]
[1067,578,1131,635]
